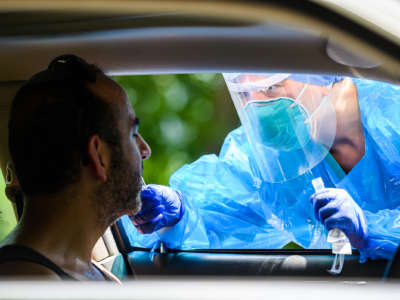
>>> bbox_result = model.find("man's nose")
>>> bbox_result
[137,134,151,160]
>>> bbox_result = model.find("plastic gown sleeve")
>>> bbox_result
[360,209,400,262]
[167,128,291,249]
[121,127,290,250]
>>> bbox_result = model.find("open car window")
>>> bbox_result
[116,74,400,254]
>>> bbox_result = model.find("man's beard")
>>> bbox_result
[97,145,142,226]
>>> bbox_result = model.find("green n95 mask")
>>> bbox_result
[244,97,312,152]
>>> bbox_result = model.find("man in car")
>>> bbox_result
[0,54,151,280]
[129,74,400,262]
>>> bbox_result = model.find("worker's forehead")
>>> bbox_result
[233,74,302,90]
[237,75,302,86]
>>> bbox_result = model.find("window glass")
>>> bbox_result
[118,74,400,252]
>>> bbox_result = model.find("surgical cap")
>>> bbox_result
[288,74,344,86]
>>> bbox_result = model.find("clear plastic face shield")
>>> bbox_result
[223,73,337,183]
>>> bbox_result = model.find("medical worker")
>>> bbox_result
[124,74,400,262]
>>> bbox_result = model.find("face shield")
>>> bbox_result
[224,73,340,183]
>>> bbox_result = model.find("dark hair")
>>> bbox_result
[9,54,121,196]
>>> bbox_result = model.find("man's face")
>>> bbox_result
[89,75,151,222]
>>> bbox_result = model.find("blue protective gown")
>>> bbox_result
[121,78,400,261]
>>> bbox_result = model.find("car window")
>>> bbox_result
[117,73,400,252]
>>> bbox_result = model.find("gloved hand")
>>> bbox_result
[310,188,368,249]
[130,184,184,234]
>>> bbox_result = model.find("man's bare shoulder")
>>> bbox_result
[0,261,62,280]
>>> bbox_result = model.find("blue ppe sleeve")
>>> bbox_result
[122,128,291,250]
[155,190,210,250]
[168,148,291,249]
[359,209,400,262]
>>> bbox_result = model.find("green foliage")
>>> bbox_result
[113,74,240,185]
[0,174,17,242]
[282,241,304,249]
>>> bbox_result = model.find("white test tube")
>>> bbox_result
[311,177,351,275]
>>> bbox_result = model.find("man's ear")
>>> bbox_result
[87,135,110,182]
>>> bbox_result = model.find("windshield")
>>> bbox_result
[117,73,400,254]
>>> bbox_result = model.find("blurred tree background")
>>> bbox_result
[0,173,17,241]
[113,73,240,185]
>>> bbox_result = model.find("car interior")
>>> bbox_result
[0,0,399,282]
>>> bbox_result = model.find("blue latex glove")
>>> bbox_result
[310,188,369,249]
[130,184,184,234]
